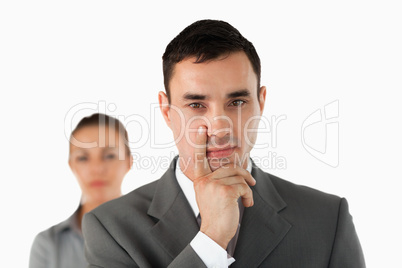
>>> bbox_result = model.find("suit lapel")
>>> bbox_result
[146,157,291,265]
[147,157,199,259]
[232,163,292,267]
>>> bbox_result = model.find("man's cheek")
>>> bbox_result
[242,116,260,148]
[184,127,196,150]
[170,119,185,146]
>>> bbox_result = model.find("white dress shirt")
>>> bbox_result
[175,159,252,268]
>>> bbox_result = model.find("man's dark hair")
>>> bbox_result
[162,19,261,102]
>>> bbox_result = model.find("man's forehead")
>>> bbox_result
[168,51,258,101]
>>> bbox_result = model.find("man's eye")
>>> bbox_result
[229,100,246,107]
[189,103,204,109]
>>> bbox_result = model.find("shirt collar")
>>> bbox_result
[175,158,252,218]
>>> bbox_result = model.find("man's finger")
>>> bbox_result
[209,165,256,186]
[236,183,254,207]
[194,126,211,178]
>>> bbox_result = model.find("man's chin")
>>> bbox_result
[207,156,234,171]
[207,152,249,171]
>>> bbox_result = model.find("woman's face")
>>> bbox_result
[69,125,131,205]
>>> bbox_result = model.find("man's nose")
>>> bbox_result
[207,109,233,139]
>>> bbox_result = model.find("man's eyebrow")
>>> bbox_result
[226,89,251,99]
[182,92,208,100]
[182,89,250,101]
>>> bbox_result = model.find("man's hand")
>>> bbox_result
[193,126,256,250]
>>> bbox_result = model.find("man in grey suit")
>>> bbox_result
[83,19,365,267]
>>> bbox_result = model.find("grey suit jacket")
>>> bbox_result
[83,158,365,267]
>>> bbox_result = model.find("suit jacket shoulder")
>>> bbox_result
[268,172,341,212]
[93,178,159,219]
[239,166,365,268]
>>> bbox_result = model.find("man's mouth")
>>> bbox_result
[206,146,237,159]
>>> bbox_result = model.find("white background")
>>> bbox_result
[1,1,401,267]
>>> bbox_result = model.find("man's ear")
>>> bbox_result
[158,91,171,128]
[259,86,267,115]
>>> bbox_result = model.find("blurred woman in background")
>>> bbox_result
[29,113,133,268]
